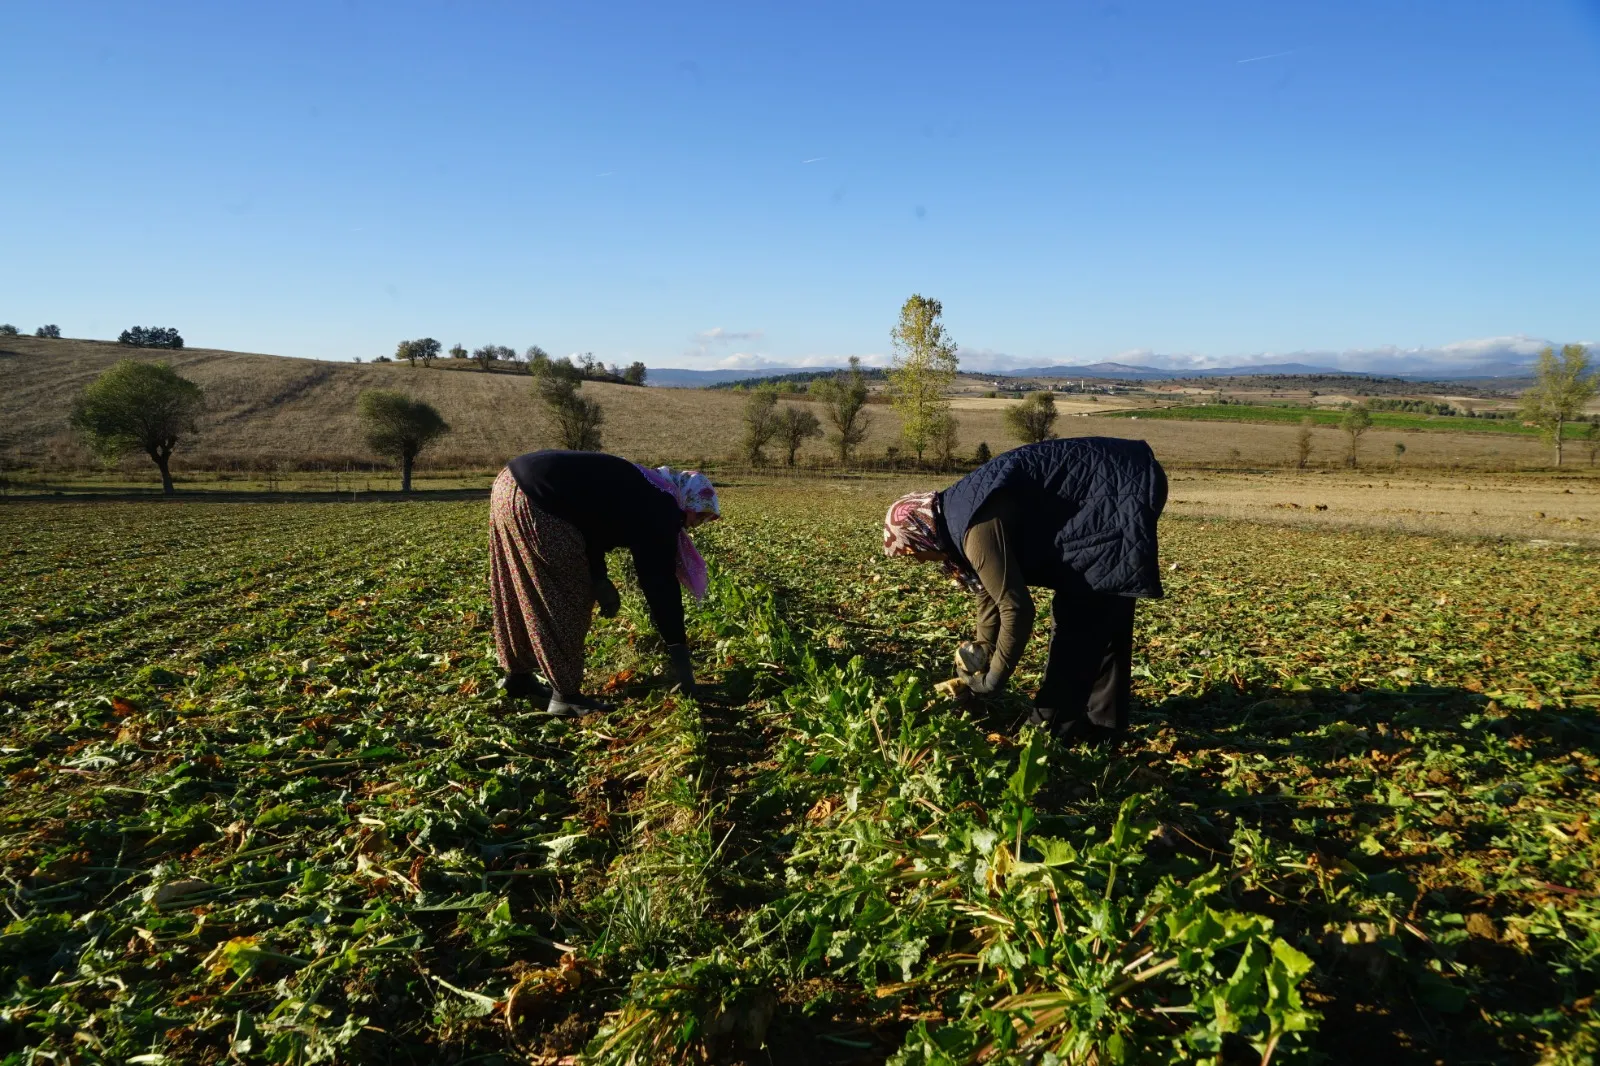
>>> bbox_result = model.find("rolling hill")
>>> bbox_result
[0,336,1561,480]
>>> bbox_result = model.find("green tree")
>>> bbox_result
[536,374,604,451]
[357,391,450,493]
[473,344,515,371]
[448,343,468,360]
[813,355,873,466]
[1294,416,1314,469]
[118,326,184,349]
[973,440,992,465]
[622,361,648,386]
[1519,344,1597,466]
[888,294,959,463]
[524,345,551,376]
[35,324,61,338]
[1004,391,1057,444]
[70,360,204,495]
[0,323,17,336]
[1584,420,1600,467]
[1392,441,1407,463]
[396,338,441,367]
[775,405,823,466]
[741,387,780,465]
[1340,404,1372,469]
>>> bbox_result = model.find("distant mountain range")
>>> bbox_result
[648,359,1539,387]
[646,366,825,387]
[993,361,1367,380]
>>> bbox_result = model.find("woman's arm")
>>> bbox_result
[632,541,688,647]
[962,507,1034,694]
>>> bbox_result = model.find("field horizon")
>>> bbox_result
[4,335,1589,479]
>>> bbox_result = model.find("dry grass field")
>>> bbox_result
[1168,469,1600,546]
[1,335,1583,478]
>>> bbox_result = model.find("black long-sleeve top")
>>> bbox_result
[506,450,687,645]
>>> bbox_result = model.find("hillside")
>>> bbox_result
[0,337,803,472]
[0,336,1566,476]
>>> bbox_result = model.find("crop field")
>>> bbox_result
[3,487,1598,1065]
[1104,404,1591,439]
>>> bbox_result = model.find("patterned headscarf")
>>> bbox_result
[635,464,720,601]
[883,491,983,592]
[883,492,941,557]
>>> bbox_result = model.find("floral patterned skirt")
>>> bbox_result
[488,467,593,695]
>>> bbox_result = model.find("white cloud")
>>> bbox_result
[653,335,1576,376]
[979,335,1564,375]
[710,351,889,370]
[693,327,763,346]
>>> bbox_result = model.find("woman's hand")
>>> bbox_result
[955,641,1000,695]
[593,577,622,618]
[961,669,1004,696]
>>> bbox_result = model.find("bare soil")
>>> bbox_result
[1168,469,1600,545]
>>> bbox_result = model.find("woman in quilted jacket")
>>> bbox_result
[883,437,1167,744]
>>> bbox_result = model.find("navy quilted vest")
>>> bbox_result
[937,437,1168,598]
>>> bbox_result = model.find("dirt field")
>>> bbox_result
[1168,469,1600,545]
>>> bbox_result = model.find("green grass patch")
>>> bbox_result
[1101,403,1588,437]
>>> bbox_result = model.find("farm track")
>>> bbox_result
[2,493,1598,1064]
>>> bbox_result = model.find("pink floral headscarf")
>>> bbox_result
[635,464,720,600]
[883,492,941,557]
[883,491,983,592]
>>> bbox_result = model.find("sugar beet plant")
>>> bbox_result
[665,576,1318,1063]
[1,489,1597,1064]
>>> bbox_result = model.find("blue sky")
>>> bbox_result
[2,1,1597,372]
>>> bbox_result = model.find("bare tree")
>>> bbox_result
[71,360,204,495]
[536,373,604,451]
[741,387,780,465]
[357,391,450,492]
[1294,416,1314,469]
[930,412,961,470]
[775,406,823,466]
[813,356,873,466]
[1520,344,1597,466]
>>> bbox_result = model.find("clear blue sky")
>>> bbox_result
[3,1,1597,371]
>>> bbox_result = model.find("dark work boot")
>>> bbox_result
[504,673,552,701]
[1025,706,1116,748]
[1054,716,1118,749]
[545,692,615,718]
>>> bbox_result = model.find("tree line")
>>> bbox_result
[386,337,647,385]
[56,311,1600,495]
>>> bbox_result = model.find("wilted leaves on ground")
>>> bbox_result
[1,486,1597,1064]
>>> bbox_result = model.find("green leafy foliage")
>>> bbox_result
[1,487,1597,1063]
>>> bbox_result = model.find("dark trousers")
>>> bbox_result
[1034,589,1136,732]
